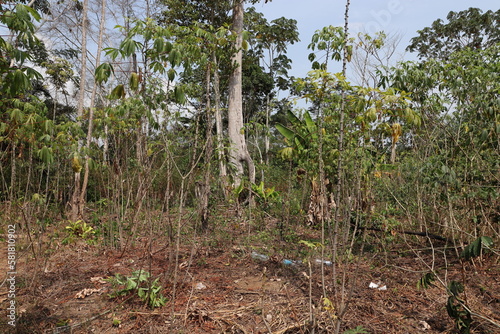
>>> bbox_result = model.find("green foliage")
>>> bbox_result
[31,193,46,206]
[119,38,140,57]
[112,318,121,327]
[251,181,280,211]
[94,63,113,84]
[108,84,125,100]
[285,76,418,176]
[250,12,299,55]
[251,181,278,201]
[129,72,140,91]
[446,281,472,334]
[245,6,299,93]
[0,4,43,96]
[106,270,167,309]
[407,8,500,60]
[343,326,369,334]
[101,17,189,105]
[308,25,352,69]
[37,146,54,165]
[0,3,63,201]
[43,57,74,90]
[233,181,246,199]
[417,272,436,290]
[460,236,493,261]
[384,39,499,240]
[64,220,96,244]
[159,0,231,27]
[276,110,318,159]
[173,86,186,104]
[299,240,323,250]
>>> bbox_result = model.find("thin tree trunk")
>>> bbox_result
[264,94,270,165]
[213,52,229,196]
[24,143,33,200]
[227,0,255,187]
[132,53,146,167]
[80,0,107,212]
[390,140,397,164]
[103,116,109,163]
[334,1,351,333]
[71,0,89,221]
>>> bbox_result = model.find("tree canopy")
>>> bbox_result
[407,7,500,59]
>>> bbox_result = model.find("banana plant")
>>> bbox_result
[275,110,318,160]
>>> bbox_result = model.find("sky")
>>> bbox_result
[253,0,499,80]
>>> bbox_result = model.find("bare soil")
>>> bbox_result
[1,212,499,334]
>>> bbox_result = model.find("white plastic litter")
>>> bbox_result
[194,282,207,290]
[314,259,332,266]
[419,320,431,330]
[251,251,269,261]
[369,282,387,290]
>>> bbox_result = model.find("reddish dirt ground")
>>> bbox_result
[1,216,499,334]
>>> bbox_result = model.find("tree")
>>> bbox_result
[160,0,232,194]
[244,7,299,164]
[350,31,402,87]
[159,0,231,27]
[0,3,47,205]
[70,0,90,221]
[385,17,500,239]
[227,0,255,186]
[79,0,108,219]
[160,0,286,188]
[407,7,500,60]
[0,3,44,97]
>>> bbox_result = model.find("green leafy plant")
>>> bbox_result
[63,220,96,244]
[446,281,472,334]
[276,110,318,159]
[106,270,167,309]
[231,179,252,203]
[417,237,496,334]
[449,236,494,333]
[251,181,279,201]
[343,326,369,334]
[112,317,121,327]
[417,272,436,290]
[299,239,323,250]
[251,181,280,211]
[418,273,472,333]
[56,319,70,327]
[298,240,326,264]
[460,236,493,261]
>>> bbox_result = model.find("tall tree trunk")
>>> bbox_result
[132,53,146,166]
[71,0,89,221]
[79,0,107,214]
[227,0,255,187]
[213,52,229,196]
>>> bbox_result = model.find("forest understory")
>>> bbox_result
[1,205,498,334]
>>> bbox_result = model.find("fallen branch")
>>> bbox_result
[358,226,449,242]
